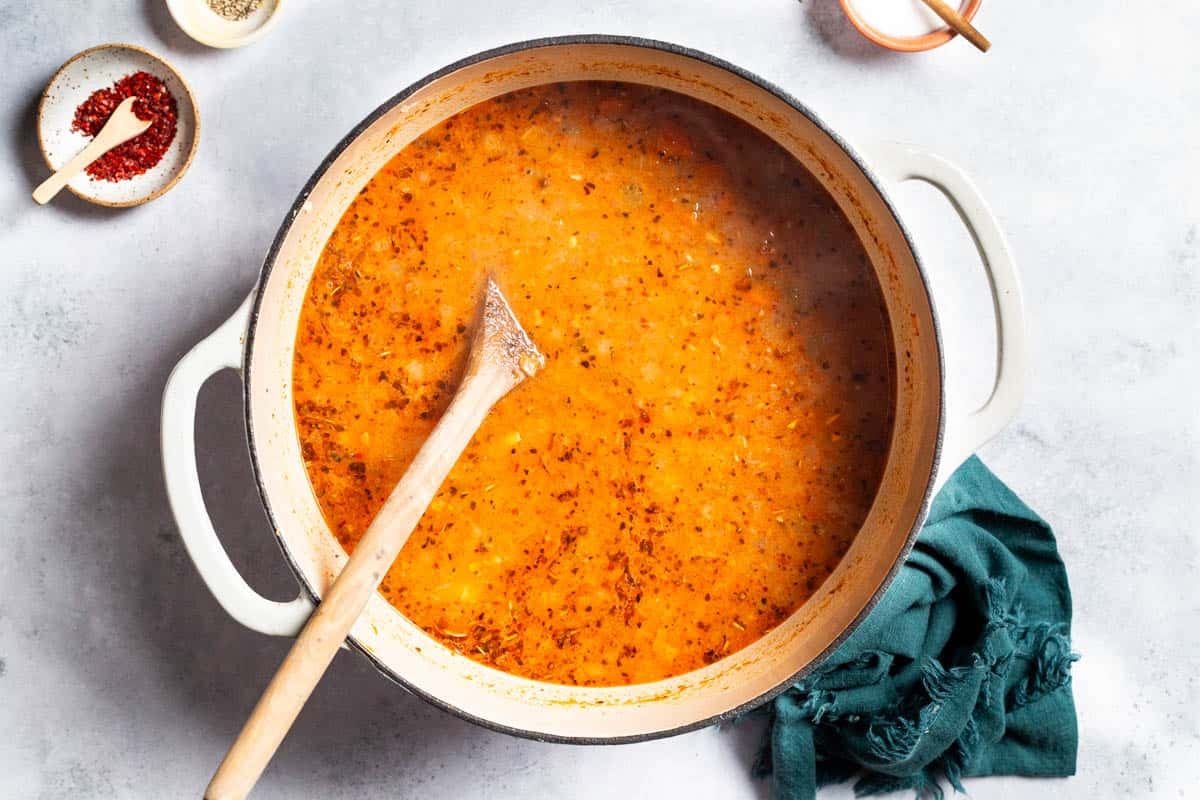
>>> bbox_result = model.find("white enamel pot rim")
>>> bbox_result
[161,35,1025,744]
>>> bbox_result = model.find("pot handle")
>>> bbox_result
[867,141,1027,490]
[161,293,313,636]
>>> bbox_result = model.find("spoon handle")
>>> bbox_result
[33,98,151,204]
[204,366,516,800]
[919,0,991,52]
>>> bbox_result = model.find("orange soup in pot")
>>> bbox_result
[292,82,894,687]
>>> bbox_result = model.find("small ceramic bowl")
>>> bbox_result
[839,0,983,52]
[165,0,284,49]
[38,44,199,208]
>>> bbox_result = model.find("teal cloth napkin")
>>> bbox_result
[754,456,1078,799]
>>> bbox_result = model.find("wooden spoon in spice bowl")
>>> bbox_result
[205,278,546,800]
[33,96,151,204]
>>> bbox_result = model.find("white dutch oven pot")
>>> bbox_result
[162,37,1024,743]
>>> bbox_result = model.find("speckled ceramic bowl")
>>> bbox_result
[37,44,199,208]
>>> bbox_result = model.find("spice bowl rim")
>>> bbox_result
[838,0,983,52]
[164,0,286,49]
[36,42,201,209]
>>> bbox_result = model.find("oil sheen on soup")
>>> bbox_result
[293,82,894,686]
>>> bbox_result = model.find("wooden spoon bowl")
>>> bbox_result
[205,279,545,800]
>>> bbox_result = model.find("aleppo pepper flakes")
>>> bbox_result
[71,71,178,182]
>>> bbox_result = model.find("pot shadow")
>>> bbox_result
[726,715,774,800]
[62,288,489,789]
[800,0,901,64]
[66,288,774,794]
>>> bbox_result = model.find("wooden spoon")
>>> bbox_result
[33,96,154,205]
[919,0,991,52]
[205,278,544,800]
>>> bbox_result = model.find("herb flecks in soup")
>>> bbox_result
[293,82,894,686]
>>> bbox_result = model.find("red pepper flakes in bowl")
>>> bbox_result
[72,71,178,182]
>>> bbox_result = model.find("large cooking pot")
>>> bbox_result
[161,36,1024,743]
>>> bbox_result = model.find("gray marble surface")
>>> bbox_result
[2,1,1197,797]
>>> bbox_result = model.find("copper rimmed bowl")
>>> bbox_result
[838,0,984,52]
[162,36,1024,743]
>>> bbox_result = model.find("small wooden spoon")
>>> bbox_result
[919,0,991,52]
[33,96,153,204]
[205,278,545,800]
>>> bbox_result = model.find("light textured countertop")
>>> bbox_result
[1,2,1197,798]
